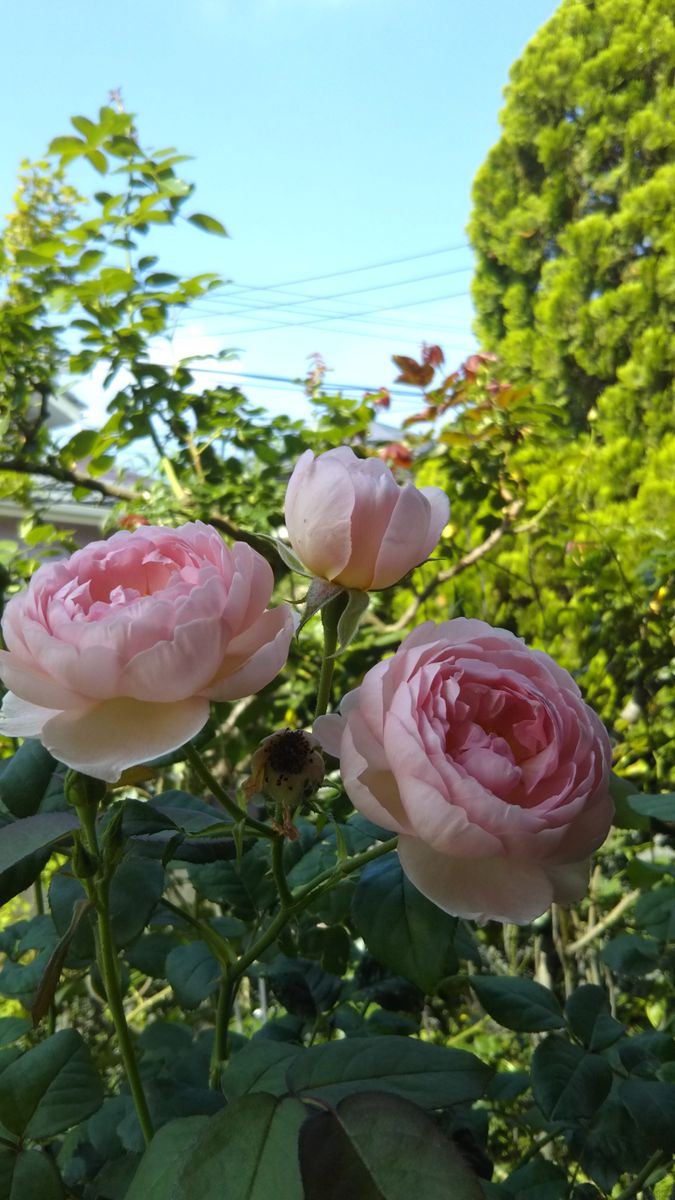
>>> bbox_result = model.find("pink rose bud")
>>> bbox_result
[284,447,449,591]
[0,522,296,782]
[315,618,613,924]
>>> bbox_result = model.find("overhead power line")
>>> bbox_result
[193,263,473,322]
[186,365,416,395]
[216,287,472,337]
[217,241,471,298]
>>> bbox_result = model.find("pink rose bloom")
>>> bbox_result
[315,619,613,924]
[284,447,449,591]
[0,522,296,782]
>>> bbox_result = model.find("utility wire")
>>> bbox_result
[186,365,416,395]
[195,264,473,320]
[217,287,472,337]
[218,241,471,297]
[185,298,472,334]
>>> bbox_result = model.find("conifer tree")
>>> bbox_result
[470,0,675,441]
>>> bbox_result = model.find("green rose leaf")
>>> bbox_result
[221,1041,300,1102]
[0,742,58,818]
[125,1116,209,1200]
[352,855,458,993]
[565,985,624,1051]
[471,975,565,1032]
[171,1093,306,1200]
[286,1035,491,1109]
[165,942,221,1009]
[299,1091,483,1200]
[532,1036,613,1122]
[619,1079,675,1154]
[627,793,675,822]
[0,1029,103,1138]
[0,1146,65,1200]
[0,813,78,876]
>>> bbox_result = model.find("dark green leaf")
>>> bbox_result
[600,933,660,976]
[0,1029,103,1138]
[619,1079,675,1153]
[634,885,675,940]
[286,1035,491,1108]
[352,855,458,993]
[109,857,164,946]
[0,1020,29,1050]
[0,1146,65,1200]
[0,742,58,818]
[501,1156,567,1200]
[265,957,341,1019]
[0,813,78,875]
[565,985,624,1051]
[608,775,650,831]
[471,976,564,1033]
[125,1116,209,1200]
[165,942,220,1008]
[222,1042,299,1101]
[531,1036,612,1121]
[627,793,675,821]
[171,1093,306,1200]
[300,1091,483,1200]
[48,874,95,963]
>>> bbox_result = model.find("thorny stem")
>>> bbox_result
[614,1151,670,1200]
[183,741,274,840]
[208,835,399,1082]
[314,594,345,719]
[75,796,154,1146]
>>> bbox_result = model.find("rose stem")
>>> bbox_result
[74,794,154,1146]
[210,834,398,1080]
[183,741,275,840]
[314,594,346,719]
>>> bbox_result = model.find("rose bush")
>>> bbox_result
[315,618,613,923]
[0,521,296,781]
[284,446,449,590]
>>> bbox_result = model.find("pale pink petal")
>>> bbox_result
[0,650,88,710]
[224,543,275,632]
[201,605,296,701]
[118,615,228,702]
[336,461,400,590]
[338,721,410,834]
[383,709,501,856]
[313,713,345,757]
[418,486,450,558]
[371,485,434,590]
[42,696,210,782]
[0,692,61,737]
[398,837,555,924]
[284,450,354,581]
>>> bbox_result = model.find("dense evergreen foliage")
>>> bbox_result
[470,0,675,439]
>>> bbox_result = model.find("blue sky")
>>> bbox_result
[1,0,557,424]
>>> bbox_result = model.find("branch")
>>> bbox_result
[0,456,143,503]
[566,889,640,955]
[0,456,260,548]
[371,501,524,635]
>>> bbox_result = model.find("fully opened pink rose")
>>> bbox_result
[0,522,296,782]
[284,446,449,591]
[315,619,613,924]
